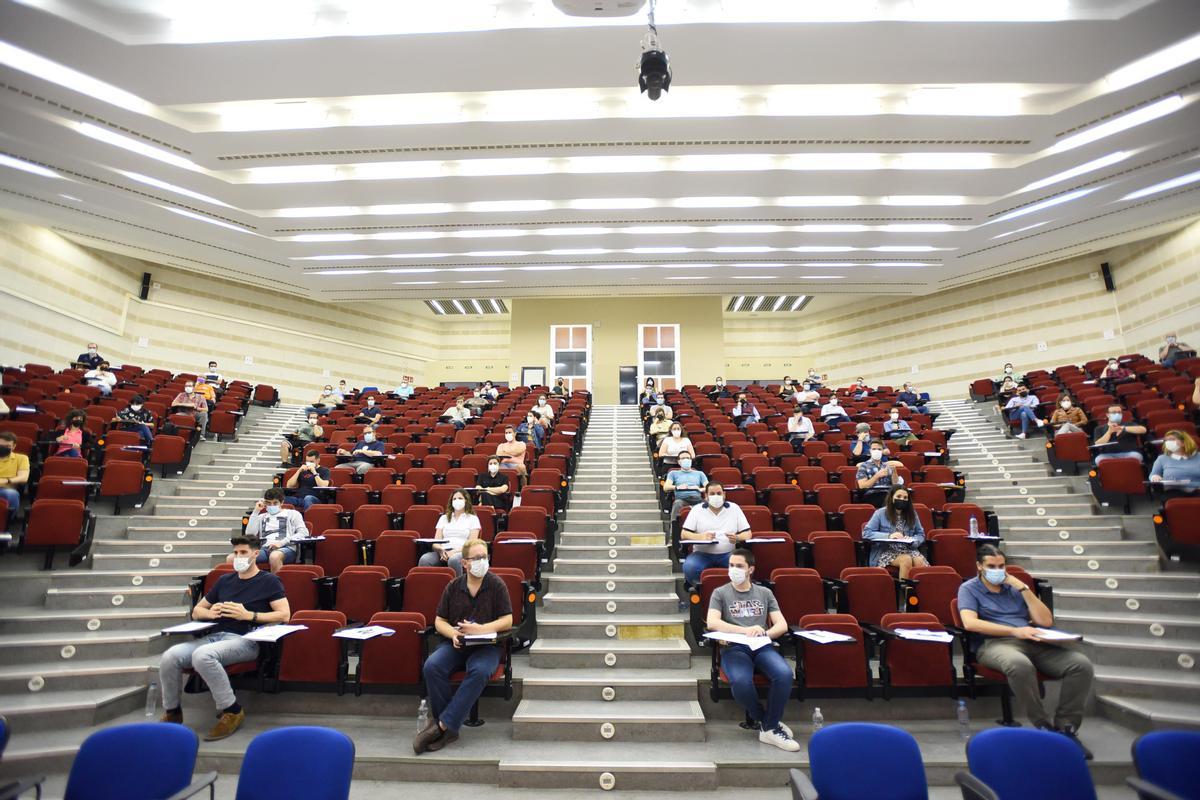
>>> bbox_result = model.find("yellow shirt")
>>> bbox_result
[195,384,216,403]
[0,452,30,481]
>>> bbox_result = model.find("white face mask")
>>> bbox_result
[707,494,724,509]
[1165,439,1181,453]
[671,429,682,438]
[308,418,319,425]
[728,566,748,585]
[538,399,546,405]
[88,348,97,354]
[488,463,499,474]
[1167,336,1177,345]
[890,413,899,420]
[452,498,466,511]
[1004,367,1013,374]
[505,432,515,441]
[367,399,375,406]
[1107,413,1123,424]
[469,558,489,578]
[1060,401,1071,409]
[870,449,883,461]
[678,458,692,469]
[131,405,143,411]
[184,386,194,394]
[233,556,253,573]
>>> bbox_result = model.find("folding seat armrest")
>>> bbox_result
[1125,776,1187,800]
[823,578,848,612]
[68,510,96,567]
[932,508,947,527]
[954,771,999,800]
[315,576,338,610]
[853,540,871,566]
[942,428,955,442]
[188,576,205,607]
[272,471,285,487]
[794,540,812,569]
[383,577,405,610]
[386,512,402,528]
[337,511,353,526]
[984,511,1000,538]
[825,511,843,529]
[361,539,376,563]
[1032,578,1054,612]
[788,768,819,800]
[162,771,218,800]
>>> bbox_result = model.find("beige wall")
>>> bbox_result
[1108,218,1200,360]
[509,297,725,404]
[429,314,513,387]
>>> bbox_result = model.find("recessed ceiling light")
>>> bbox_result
[778,196,861,206]
[393,281,439,285]
[1050,95,1186,153]
[871,245,941,252]
[801,276,844,279]
[991,187,1096,223]
[870,262,933,267]
[666,276,708,280]
[76,123,200,171]
[0,153,61,179]
[1120,167,1200,200]
[0,41,155,115]
[59,193,81,201]
[159,205,254,234]
[990,221,1051,239]
[1018,151,1130,193]
[459,280,503,284]
[313,269,374,276]
[1105,32,1200,91]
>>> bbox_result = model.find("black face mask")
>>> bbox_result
[893,500,910,510]
[0,445,11,457]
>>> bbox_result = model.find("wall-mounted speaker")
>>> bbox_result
[1100,262,1115,292]
[140,272,152,301]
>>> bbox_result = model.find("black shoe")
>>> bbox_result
[1033,719,1056,732]
[1059,725,1093,760]
[426,728,458,752]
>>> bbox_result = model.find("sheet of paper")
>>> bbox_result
[291,535,326,543]
[416,538,451,544]
[703,631,773,651]
[333,625,396,640]
[1033,628,1082,641]
[893,628,955,643]
[748,537,788,543]
[463,632,498,641]
[792,629,855,644]
[161,621,217,635]
[242,624,308,642]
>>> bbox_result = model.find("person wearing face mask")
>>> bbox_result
[159,535,290,741]
[280,412,325,466]
[335,426,386,475]
[1159,331,1196,368]
[704,549,798,752]
[0,431,30,528]
[819,394,851,428]
[1098,357,1134,393]
[334,380,348,403]
[83,361,117,396]
[481,381,499,401]
[996,363,1020,389]
[681,483,751,586]
[496,426,528,483]
[958,545,1094,758]
[237,489,305,573]
[807,369,824,389]
[850,377,871,400]
[443,396,473,430]
[1149,430,1200,498]
[193,376,217,412]
[171,380,210,440]
[647,394,673,422]
[516,411,545,450]
[1048,393,1088,435]
[53,410,87,458]
[649,408,673,445]
[732,393,761,431]
[882,407,917,444]
[896,383,929,415]
[863,487,928,578]
[1093,405,1146,464]
[285,450,331,512]
[356,395,383,427]
[664,455,708,522]
[418,491,482,575]
[307,384,339,415]
[116,394,156,445]
[394,379,414,400]
[995,376,1019,410]
[1003,386,1045,439]
[551,377,567,397]
[849,423,887,464]
[707,376,730,402]
[75,342,104,370]
[791,382,820,410]
[856,440,902,508]
[787,406,815,451]
[203,361,223,386]
[416,538,512,754]
[535,394,555,421]
[475,456,512,510]
[638,379,658,408]
[658,422,694,473]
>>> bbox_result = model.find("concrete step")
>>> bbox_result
[554,544,669,559]
[999,528,1128,543]
[1007,554,1160,573]
[541,593,682,616]
[1055,589,1200,616]
[537,614,686,639]
[556,533,666,548]
[1082,634,1199,670]
[0,631,169,666]
[1004,541,1159,558]
[1098,695,1200,732]
[1094,664,1200,703]
[0,607,187,636]
[1030,571,1200,593]
[0,657,153,694]
[560,520,666,534]
[1055,611,1200,642]
[45,586,192,611]
[551,559,673,577]
[529,638,693,669]
[0,687,145,735]
[545,574,678,595]
[90,552,223,571]
[93,539,231,553]
[517,667,698,702]
[499,759,717,791]
[49,570,202,590]
[511,699,706,742]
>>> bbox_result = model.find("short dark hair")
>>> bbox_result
[976,544,1006,563]
[131,394,145,405]
[0,431,16,444]
[487,455,501,464]
[304,450,321,460]
[730,547,755,566]
[706,482,723,494]
[231,535,260,550]
[264,488,285,503]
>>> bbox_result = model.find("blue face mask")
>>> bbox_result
[983,567,1006,585]
[266,505,281,516]
[1107,413,1123,424]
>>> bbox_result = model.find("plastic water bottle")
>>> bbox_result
[812,707,824,733]
[956,699,971,740]
[144,682,158,717]
[969,517,979,537]
[416,698,429,732]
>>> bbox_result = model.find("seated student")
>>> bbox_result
[896,383,929,415]
[280,411,323,466]
[193,376,216,412]
[0,431,30,528]
[1003,386,1045,439]
[791,383,821,410]
[474,456,511,510]
[849,423,882,464]
[515,410,545,451]
[53,410,87,458]
[997,362,1020,388]
[306,384,340,415]
[958,545,1094,758]
[786,406,815,450]
[335,426,386,474]
[550,378,567,397]
[159,535,290,741]
[418,490,482,576]
[1098,357,1134,393]
[443,397,472,430]
[805,368,823,389]
[708,376,731,402]
[115,394,156,445]
[1048,394,1088,435]
[777,376,794,398]
[236,488,305,573]
[1149,430,1200,498]
[856,440,902,508]
[496,425,529,481]
[819,395,851,428]
[638,378,658,408]
[882,407,917,444]
[1093,406,1146,464]
[646,394,673,420]
[84,361,117,396]
[680,483,751,586]
[172,379,210,440]
[849,376,871,400]
[705,549,799,753]
[356,395,383,427]
[658,422,694,470]
[664,456,707,522]
[863,487,928,579]
[284,450,331,512]
[202,361,223,386]
[1159,331,1196,368]
[333,380,349,403]
[648,408,672,445]
[533,393,555,420]
[394,379,414,399]
[415,538,512,755]
[75,342,104,370]
[995,376,1019,409]
[732,392,761,431]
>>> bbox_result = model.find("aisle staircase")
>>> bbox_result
[0,403,305,771]
[934,398,1200,731]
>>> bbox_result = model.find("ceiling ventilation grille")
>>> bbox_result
[423,298,508,315]
[726,295,811,313]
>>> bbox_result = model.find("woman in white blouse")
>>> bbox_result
[417,489,482,576]
[657,422,695,469]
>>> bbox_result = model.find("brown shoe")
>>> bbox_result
[412,719,443,755]
[203,709,245,741]
[160,709,183,724]
[425,728,458,752]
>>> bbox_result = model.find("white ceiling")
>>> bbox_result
[1,0,1199,308]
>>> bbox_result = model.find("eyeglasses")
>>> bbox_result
[461,555,487,563]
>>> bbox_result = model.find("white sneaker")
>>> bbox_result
[759,726,801,752]
[1036,419,1045,428]
[752,720,794,738]
[1016,433,1027,439]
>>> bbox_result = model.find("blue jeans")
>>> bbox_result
[720,643,794,732]
[1009,406,1039,434]
[423,640,501,734]
[125,423,154,445]
[285,494,319,512]
[256,545,297,565]
[683,548,730,585]
[0,487,19,526]
[1095,451,1143,464]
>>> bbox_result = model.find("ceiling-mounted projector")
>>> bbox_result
[552,0,647,17]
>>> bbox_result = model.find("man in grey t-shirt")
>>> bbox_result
[705,549,798,752]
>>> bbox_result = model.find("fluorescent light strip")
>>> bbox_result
[1120,167,1200,200]
[666,276,708,280]
[291,243,947,262]
[737,275,778,279]
[392,281,439,285]
[0,152,61,179]
[451,300,467,313]
[990,187,1096,223]
[76,123,201,171]
[1018,151,1130,193]
[158,205,255,234]
[801,276,844,279]
[990,220,1051,239]
[0,40,156,116]
[461,280,503,285]
[1050,95,1186,153]
[118,170,232,207]
[1106,32,1200,91]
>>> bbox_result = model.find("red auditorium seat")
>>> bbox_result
[334,565,393,623]
[877,612,955,698]
[769,567,827,624]
[277,564,324,613]
[276,610,346,690]
[355,611,427,694]
[24,498,91,569]
[795,613,870,699]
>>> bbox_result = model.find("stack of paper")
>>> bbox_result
[243,624,308,642]
[793,629,855,644]
[703,631,772,651]
[161,621,216,635]
[1033,629,1082,641]
[893,628,955,643]
[333,625,396,641]
[463,632,498,642]
[416,538,450,544]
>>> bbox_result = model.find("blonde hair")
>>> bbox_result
[462,538,488,558]
[1164,429,1198,458]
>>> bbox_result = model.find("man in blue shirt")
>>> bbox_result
[882,407,917,443]
[335,426,386,475]
[394,380,414,399]
[896,383,929,415]
[357,395,383,427]
[664,457,707,522]
[957,545,1094,758]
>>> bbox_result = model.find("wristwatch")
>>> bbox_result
[252,611,259,623]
